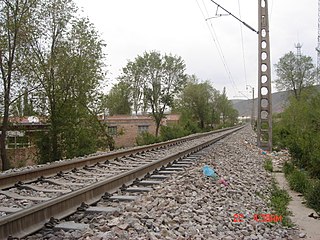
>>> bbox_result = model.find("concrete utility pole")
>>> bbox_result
[207,0,272,150]
[246,85,255,128]
[257,0,272,151]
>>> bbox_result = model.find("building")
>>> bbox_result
[105,114,180,148]
[0,116,49,168]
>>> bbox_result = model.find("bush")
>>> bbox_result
[287,169,311,194]
[270,181,292,226]
[283,161,295,176]
[160,125,189,141]
[306,180,320,214]
[264,158,273,172]
[272,90,320,178]
[136,132,160,146]
[183,120,201,134]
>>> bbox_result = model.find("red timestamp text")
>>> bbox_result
[233,213,282,223]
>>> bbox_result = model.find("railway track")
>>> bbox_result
[0,126,243,239]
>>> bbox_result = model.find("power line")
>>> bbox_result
[209,0,258,34]
[196,0,239,94]
[237,0,248,88]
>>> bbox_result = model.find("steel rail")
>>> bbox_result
[0,126,240,189]
[0,126,243,239]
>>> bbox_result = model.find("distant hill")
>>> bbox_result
[232,86,320,117]
[231,90,290,117]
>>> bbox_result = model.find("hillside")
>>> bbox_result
[231,90,290,117]
[232,86,320,117]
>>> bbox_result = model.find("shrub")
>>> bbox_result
[306,180,320,215]
[270,181,292,226]
[287,169,311,194]
[136,132,160,146]
[272,90,320,178]
[264,158,273,172]
[160,125,189,141]
[283,161,295,176]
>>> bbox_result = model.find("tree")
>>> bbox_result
[274,51,316,100]
[177,77,213,129]
[216,87,238,126]
[120,58,147,114]
[24,0,108,162]
[176,78,237,130]
[106,81,131,115]
[120,51,187,136]
[144,52,187,136]
[273,88,320,178]
[0,0,37,170]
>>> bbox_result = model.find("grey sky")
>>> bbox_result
[75,0,318,99]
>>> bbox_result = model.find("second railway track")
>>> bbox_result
[0,125,243,239]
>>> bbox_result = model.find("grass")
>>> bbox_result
[282,161,320,217]
[270,180,293,227]
[287,169,310,194]
[264,158,273,172]
[306,180,320,215]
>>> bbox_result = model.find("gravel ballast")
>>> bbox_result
[26,126,299,240]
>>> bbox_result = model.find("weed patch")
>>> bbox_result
[270,181,292,227]
[264,158,273,172]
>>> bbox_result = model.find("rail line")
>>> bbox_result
[0,126,243,239]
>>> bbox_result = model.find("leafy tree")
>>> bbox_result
[0,0,37,170]
[145,52,187,136]
[216,87,238,126]
[120,51,187,136]
[176,79,238,130]
[177,77,214,129]
[274,51,316,100]
[23,0,78,161]
[273,87,320,178]
[120,58,147,114]
[24,1,108,162]
[106,81,131,115]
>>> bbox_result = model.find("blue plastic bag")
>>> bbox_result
[203,165,217,178]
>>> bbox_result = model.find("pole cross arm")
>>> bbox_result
[209,0,259,34]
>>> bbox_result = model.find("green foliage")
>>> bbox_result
[107,81,132,115]
[183,119,201,134]
[120,51,188,136]
[175,77,238,130]
[287,169,310,194]
[273,89,320,178]
[283,161,295,176]
[36,132,56,165]
[270,181,292,226]
[274,51,316,100]
[136,132,160,146]
[283,162,320,214]
[160,125,189,141]
[264,158,273,172]
[306,180,320,214]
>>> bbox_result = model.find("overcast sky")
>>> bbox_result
[75,0,318,99]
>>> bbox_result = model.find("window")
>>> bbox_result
[138,125,149,134]
[108,126,117,136]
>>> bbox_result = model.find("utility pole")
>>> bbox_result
[257,0,272,151]
[246,85,255,128]
[206,0,272,150]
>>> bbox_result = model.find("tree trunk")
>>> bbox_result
[0,95,11,171]
[155,116,161,137]
[50,112,61,162]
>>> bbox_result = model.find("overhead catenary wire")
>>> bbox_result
[237,0,248,88]
[209,0,258,34]
[196,0,239,95]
